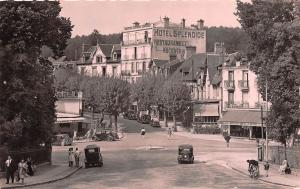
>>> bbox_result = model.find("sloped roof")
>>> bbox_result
[99,44,114,57]
[207,54,224,84]
[171,53,206,81]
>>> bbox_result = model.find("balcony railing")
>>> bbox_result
[238,80,249,91]
[225,101,250,109]
[224,80,235,90]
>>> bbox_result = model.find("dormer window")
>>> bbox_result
[96,56,103,63]
[83,55,89,62]
[113,52,117,61]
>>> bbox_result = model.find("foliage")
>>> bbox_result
[236,0,300,147]
[64,30,122,60]
[0,1,73,148]
[131,73,165,112]
[206,26,248,53]
[159,79,191,115]
[54,67,82,92]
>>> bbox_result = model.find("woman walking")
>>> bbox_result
[18,159,28,184]
[68,148,74,167]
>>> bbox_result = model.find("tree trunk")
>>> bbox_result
[113,113,118,133]
[173,114,177,132]
[109,114,113,128]
[164,111,168,127]
[284,142,287,160]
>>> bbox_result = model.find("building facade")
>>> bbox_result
[121,17,206,83]
[218,53,269,138]
[77,44,121,77]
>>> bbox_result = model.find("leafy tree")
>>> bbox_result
[0,1,73,147]
[159,79,191,131]
[236,0,300,153]
[131,73,165,116]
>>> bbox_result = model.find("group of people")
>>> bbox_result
[68,148,81,167]
[5,156,34,185]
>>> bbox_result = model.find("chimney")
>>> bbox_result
[185,46,196,59]
[133,22,140,27]
[181,18,186,28]
[163,16,169,27]
[197,19,204,30]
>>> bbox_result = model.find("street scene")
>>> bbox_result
[1,0,300,189]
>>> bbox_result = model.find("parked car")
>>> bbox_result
[93,130,119,141]
[53,134,73,146]
[178,144,194,164]
[150,119,161,127]
[84,144,103,168]
[137,114,151,124]
[127,111,137,120]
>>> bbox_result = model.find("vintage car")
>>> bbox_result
[84,144,103,168]
[53,134,73,146]
[178,144,194,164]
[137,114,151,124]
[150,119,161,127]
[127,111,137,120]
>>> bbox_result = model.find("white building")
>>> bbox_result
[121,17,206,83]
[77,43,121,77]
[218,53,269,138]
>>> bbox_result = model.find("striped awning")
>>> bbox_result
[218,110,266,127]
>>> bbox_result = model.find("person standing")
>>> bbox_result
[68,148,74,167]
[18,159,28,184]
[5,156,15,184]
[74,148,81,167]
[26,157,34,176]
[141,127,146,138]
[168,128,173,138]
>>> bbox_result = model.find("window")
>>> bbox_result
[228,92,234,105]
[102,67,106,76]
[113,52,117,61]
[131,62,135,73]
[242,92,249,104]
[228,71,234,81]
[83,56,89,62]
[112,66,117,76]
[142,62,146,72]
[92,66,97,77]
[80,67,86,75]
[134,47,137,59]
[136,62,138,72]
[96,56,103,63]
[144,31,148,42]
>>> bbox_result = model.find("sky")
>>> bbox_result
[60,0,243,37]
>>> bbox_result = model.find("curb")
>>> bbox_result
[229,165,296,188]
[1,166,82,189]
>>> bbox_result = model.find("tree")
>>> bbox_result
[131,73,165,117]
[236,0,300,153]
[159,79,191,131]
[0,1,73,147]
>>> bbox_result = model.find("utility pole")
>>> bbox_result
[265,78,269,162]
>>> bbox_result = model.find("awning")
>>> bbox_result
[194,103,219,117]
[55,112,86,124]
[218,110,265,127]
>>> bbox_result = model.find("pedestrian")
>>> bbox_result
[279,159,288,175]
[26,157,34,176]
[264,161,270,177]
[141,127,146,138]
[168,128,172,138]
[18,159,28,184]
[74,148,81,167]
[5,155,16,184]
[68,148,74,167]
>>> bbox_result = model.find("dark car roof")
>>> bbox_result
[179,144,193,149]
[85,144,100,149]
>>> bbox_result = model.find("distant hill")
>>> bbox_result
[59,27,247,61]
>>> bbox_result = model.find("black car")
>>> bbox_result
[178,144,194,164]
[84,144,103,168]
[137,115,151,124]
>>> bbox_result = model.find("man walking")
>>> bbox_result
[168,128,172,138]
[141,127,146,138]
[5,156,15,184]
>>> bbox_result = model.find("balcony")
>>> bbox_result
[225,101,250,109]
[224,80,235,91]
[238,80,249,91]
[122,39,151,46]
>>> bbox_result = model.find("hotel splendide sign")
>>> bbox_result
[152,28,206,57]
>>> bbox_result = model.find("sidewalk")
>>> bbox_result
[173,129,300,188]
[0,163,82,189]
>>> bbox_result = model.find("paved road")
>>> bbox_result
[32,117,287,189]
